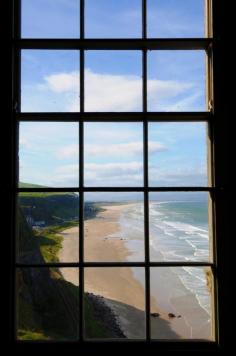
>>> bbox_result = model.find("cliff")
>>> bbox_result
[17,210,125,340]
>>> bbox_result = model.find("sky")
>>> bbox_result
[19,1,208,197]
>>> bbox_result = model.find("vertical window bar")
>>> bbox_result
[142,0,147,39]
[79,0,85,342]
[206,1,216,342]
[13,0,21,342]
[210,189,219,343]
[142,0,150,342]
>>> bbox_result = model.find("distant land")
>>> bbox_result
[19,182,49,188]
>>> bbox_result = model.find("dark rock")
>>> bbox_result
[177,315,181,318]
[168,313,176,318]
[151,313,160,318]
[86,293,126,338]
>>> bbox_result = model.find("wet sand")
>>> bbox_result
[58,204,181,339]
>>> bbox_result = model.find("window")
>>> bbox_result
[4,0,229,351]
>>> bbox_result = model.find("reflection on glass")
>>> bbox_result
[19,122,79,187]
[16,267,79,340]
[148,51,206,111]
[21,50,80,112]
[84,122,143,186]
[148,122,208,186]
[22,0,80,38]
[85,51,142,112]
[85,0,141,38]
[84,192,144,262]
[149,192,210,262]
[150,267,214,340]
[84,267,146,339]
[17,192,79,264]
[147,0,205,38]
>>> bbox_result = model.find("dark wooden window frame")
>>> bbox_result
[2,0,230,353]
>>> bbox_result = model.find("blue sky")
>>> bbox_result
[20,1,207,192]
[22,0,205,38]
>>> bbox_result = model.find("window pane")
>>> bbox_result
[150,267,214,340]
[19,122,79,187]
[85,0,141,38]
[147,0,205,38]
[22,0,80,38]
[148,51,206,111]
[16,267,79,340]
[148,122,208,186]
[84,267,145,339]
[21,50,80,112]
[84,122,143,186]
[85,51,142,112]
[84,193,144,262]
[17,192,79,264]
[149,192,211,262]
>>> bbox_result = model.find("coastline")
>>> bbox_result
[58,203,212,340]
[58,203,180,339]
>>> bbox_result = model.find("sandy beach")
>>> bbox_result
[58,203,182,339]
[59,226,79,285]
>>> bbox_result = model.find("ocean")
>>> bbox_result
[117,196,213,339]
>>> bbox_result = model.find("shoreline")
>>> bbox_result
[58,202,212,340]
[58,203,180,339]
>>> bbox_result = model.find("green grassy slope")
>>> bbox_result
[17,212,111,340]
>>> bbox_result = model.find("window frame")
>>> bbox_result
[2,0,230,352]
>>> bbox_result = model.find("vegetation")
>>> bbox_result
[19,182,48,188]
[17,183,113,340]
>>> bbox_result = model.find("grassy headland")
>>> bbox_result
[17,183,119,340]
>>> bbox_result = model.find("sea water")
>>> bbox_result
[117,196,212,338]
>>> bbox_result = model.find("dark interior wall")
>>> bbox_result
[0,0,231,354]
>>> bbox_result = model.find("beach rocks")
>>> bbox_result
[151,313,160,318]
[86,292,126,338]
[168,313,176,318]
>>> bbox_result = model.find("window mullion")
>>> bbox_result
[142,0,150,342]
[79,0,85,342]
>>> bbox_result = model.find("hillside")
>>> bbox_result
[17,210,124,340]
[19,182,48,188]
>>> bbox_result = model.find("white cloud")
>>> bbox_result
[164,92,204,112]
[85,162,143,186]
[149,165,207,186]
[86,141,166,156]
[41,69,193,112]
[57,144,79,159]
[45,71,79,93]
[58,141,166,159]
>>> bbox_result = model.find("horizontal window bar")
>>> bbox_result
[15,38,212,50]
[16,262,214,268]
[17,112,212,122]
[17,187,214,193]
[15,339,217,347]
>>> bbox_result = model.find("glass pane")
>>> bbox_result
[85,51,142,112]
[84,122,143,186]
[17,192,79,264]
[147,0,205,38]
[85,0,141,38]
[84,193,144,262]
[84,267,145,339]
[19,122,79,187]
[16,267,79,340]
[149,192,211,262]
[22,0,80,38]
[150,267,214,340]
[21,50,80,112]
[148,122,208,186]
[148,51,206,111]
